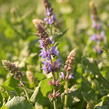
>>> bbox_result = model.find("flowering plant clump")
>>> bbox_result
[0,0,109,109]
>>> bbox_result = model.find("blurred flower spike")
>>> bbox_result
[43,0,56,24]
[89,1,106,54]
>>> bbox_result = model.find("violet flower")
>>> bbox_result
[90,31,105,42]
[60,72,74,80]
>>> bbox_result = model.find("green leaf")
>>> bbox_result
[30,83,40,103]
[35,73,46,81]
[35,102,43,109]
[0,106,9,109]
[81,79,97,102]
[4,27,15,39]
[30,81,52,107]
[0,92,3,107]
[40,78,53,97]
[3,96,33,109]
[95,94,109,109]
[82,57,109,89]
[35,89,51,107]
[54,29,68,41]
[3,77,20,94]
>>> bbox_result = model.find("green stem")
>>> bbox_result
[23,87,29,101]
[20,80,29,101]
[64,80,68,108]
[50,24,53,35]
[52,74,57,109]
[30,84,40,103]
[53,99,57,109]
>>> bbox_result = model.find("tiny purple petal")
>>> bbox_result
[44,15,56,24]
[49,37,54,44]
[91,15,95,20]
[40,49,51,59]
[52,59,61,72]
[39,40,44,48]
[90,32,105,41]
[68,73,74,79]
[51,46,59,56]
[94,46,103,54]
[60,72,65,79]
[100,31,105,40]
[90,34,97,41]
[42,61,52,73]
[46,8,52,16]
[92,21,102,30]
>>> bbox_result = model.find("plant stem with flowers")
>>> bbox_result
[32,19,60,109]
[2,60,30,101]
[60,49,76,108]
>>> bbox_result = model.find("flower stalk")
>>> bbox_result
[33,19,60,109]
[64,80,68,108]
[62,49,76,108]
[2,60,30,101]
[53,99,57,109]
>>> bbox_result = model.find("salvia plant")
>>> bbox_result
[0,0,109,109]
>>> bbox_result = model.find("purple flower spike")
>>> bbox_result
[44,6,56,25]
[33,17,60,75]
